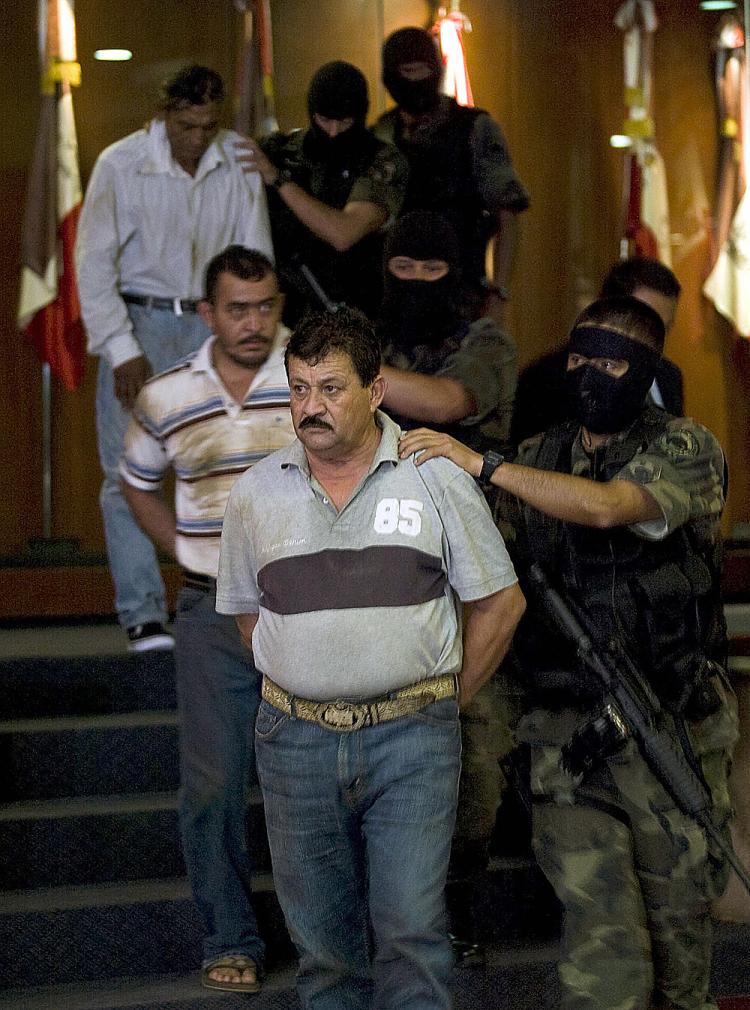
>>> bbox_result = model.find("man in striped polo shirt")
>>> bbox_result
[120,246,294,994]
[216,308,526,1009]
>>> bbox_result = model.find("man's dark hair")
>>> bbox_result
[573,295,666,353]
[158,65,225,112]
[204,246,275,303]
[601,257,681,300]
[286,308,381,386]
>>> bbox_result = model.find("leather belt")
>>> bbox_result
[261,672,457,733]
[182,570,216,593]
[122,293,200,314]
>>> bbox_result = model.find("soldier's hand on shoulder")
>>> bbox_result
[399,428,482,478]
[235,137,277,186]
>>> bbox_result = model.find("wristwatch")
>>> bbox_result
[478,449,504,485]
[270,167,293,191]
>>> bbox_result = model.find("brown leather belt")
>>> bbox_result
[261,672,457,733]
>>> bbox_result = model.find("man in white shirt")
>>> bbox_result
[76,65,272,650]
[120,246,294,993]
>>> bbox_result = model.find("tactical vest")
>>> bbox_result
[517,408,727,714]
[262,128,387,323]
[379,102,492,284]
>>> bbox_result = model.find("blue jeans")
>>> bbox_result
[255,695,461,1010]
[174,586,265,966]
[95,304,209,628]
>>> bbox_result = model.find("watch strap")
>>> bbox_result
[479,450,504,484]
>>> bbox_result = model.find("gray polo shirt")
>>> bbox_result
[217,411,517,700]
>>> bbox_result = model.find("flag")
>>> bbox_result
[432,7,474,108]
[703,188,750,337]
[615,0,672,266]
[233,0,278,138]
[17,0,84,392]
[703,16,750,337]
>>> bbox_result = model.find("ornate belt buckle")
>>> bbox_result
[315,701,368,732]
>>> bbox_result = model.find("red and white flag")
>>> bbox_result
[703,16,750,338]
[17,0,84,392]
[233,0,278,138]
[615,0,672,266]
[432,7,474,108]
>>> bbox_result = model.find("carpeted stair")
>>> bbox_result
[0,648,290,999]
[5,641,746,1010]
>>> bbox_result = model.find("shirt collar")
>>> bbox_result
[191,324,290,375]
[139,118,227,179]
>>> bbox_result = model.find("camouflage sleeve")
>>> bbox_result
[613,418,726,541]
[436,318,518,430]
[347,143,409,220]
[469,113,530,213]
[369,111,397,146]
[258,130,286,163]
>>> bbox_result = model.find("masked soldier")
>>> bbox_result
[378,209,519,961]
[373,27,529,322]
[399,295,738,1010]
[239,61,407,325]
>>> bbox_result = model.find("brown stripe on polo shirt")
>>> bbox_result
[257,545,447,615]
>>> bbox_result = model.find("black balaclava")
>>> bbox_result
[382,27,442,115]
[306,61,369,161]
[565,324,661,435]
[380,210,462,351]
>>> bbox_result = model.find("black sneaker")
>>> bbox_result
[126,622,175,653]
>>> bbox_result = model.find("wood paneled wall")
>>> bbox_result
[3,1,748,601]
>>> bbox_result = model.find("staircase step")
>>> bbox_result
[0,791,270,890]
[0,947,563,1010]
[0,711,179,801]
[0,876,292,990]
[0,651,176,720]
[0,965,300,1010]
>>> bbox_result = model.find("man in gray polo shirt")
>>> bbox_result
[217,307,525,1010]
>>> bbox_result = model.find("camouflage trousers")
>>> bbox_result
[516,679,738,1010]
[448,673,524,942]
[453,672,523,856]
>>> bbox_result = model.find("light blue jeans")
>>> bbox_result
[95,303,209,629]
[255,695,461,1010]
[174,585,265,966]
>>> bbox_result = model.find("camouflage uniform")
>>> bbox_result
[512,411,738,1010]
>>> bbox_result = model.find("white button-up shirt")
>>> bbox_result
[76,119,273,369]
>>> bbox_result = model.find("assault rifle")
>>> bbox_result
[528,563,750,896]
[297,261,343,314]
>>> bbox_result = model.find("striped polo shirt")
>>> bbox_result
[120,330,295,578]
[216,411,517,700]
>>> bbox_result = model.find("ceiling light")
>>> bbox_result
[610,134,633,149]
[698,1,737,11]
[94,49,132,61]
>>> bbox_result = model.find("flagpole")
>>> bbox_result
[41,362,52,539]
[376,0,385,115]
[19,0,85,561]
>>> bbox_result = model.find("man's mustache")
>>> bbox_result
[299,415,333,431]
